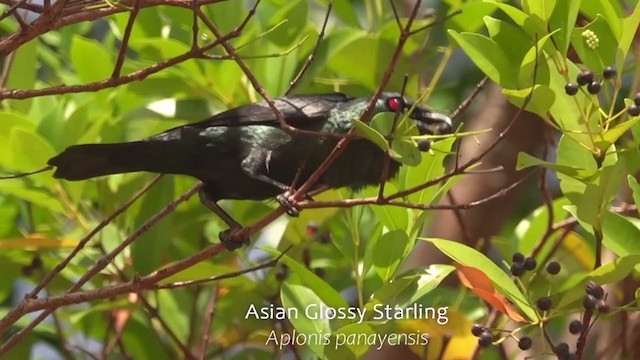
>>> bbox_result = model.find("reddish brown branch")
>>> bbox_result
[0,182,202,356]
[111,0,140,79]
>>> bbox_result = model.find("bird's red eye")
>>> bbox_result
[387,97,402,112]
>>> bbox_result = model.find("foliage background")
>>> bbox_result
[0,0,639,359]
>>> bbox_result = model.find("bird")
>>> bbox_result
[48,93,452,249]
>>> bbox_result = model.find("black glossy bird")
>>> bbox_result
[48,93,452,249]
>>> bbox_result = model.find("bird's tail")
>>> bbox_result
[48,141,185,181]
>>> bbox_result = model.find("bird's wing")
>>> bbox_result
[185,93,353,129]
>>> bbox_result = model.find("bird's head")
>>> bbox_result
[376,93,452,136]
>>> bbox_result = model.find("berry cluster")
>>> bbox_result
[581,29,599,49]
[470,324,494,347]
[509,252,536,277]
[565,67,617,96]
[582,280,609,312]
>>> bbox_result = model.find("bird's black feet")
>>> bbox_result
[276,192,301,217]
[219,228,250,251]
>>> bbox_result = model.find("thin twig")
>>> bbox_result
[0,165,53,179]
[298,170,534,210]
[0,182,202,356]
[140,297,197,359]
[111,0,140,79]
[290,0,425,204]
[0,3,260,100]
[285,1,332,95]
[196,286,219,360]
[450,76,488,120]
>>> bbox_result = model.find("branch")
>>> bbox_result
[0,182,202,356]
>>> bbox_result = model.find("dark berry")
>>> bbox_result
[569,319,583,334]
[597,301,610,313]
[546,261,561,275]
[565,83,579,95]
[314,268,325,278]
[577,70,594,85]
[518,336,532,350]
[583,294,597,310]
[603,66,616,79]
[478,332,493,347]
[417,139,431,152]
[471,324,484,337]
[523,257,537,271]
[587,81,601,94]
[634,92,640,106]
[511,263,525,277]
[536,296,552,311]
[628,104,640,117]
[554,342,570,356]
[586,281,604,299]
[512,252,525,263]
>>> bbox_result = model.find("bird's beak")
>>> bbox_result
[409,106,453,136]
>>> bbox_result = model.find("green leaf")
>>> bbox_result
[503,85,554,118]
[570,16,617,75]
[558,254,640,307]
[580,0,622,40]
[264,249,349,310]
[484,17,531,67]
[7,128,56,187]
[372,230,410,282]
[522,0,556,24]
[280,282,331,357]
[601,212,640,257]
[4,40,37,113]
[0,183,64,213]
[325,322,377,359]
[547,59,599,147]
[448,31,516,89]
[353,119,391,152]
[449,2,499,33]
[131,176,175,275]
[628,176,640,217]
[517,30,559,87]
[548,0,582,54]
[514,197,571,255]
[558,142,624,228]
[260,0,308,47]
[486,2,528,27]
[327,35,401,90]
[71,36,112,83]
[617,2,640,70]
[0,112,36,162]
[597,117,640,152]
[422,238,536,321]
[371,265,455,307]
[130,38,202,76]
[370,205,409,232]
[403,137,454,204]
[516,151,593,179]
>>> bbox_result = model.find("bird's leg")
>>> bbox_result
[241,150,301,217]
[199,188,249,250]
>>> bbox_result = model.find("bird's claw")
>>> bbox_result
[219,228,250,251]
[276,193,300,217]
